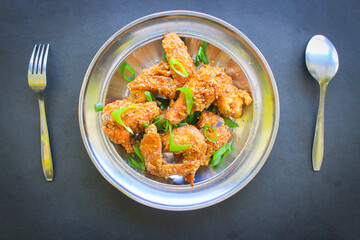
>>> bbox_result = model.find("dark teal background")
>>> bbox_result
[0,0,359,239]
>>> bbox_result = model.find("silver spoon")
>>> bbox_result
[305,35,339,171]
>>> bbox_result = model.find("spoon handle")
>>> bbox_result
[312,83,328,171]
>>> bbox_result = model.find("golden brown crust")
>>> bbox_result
[165,65,252,124]
[197,111,231,163]
[101,100,160,152]
[127,62,180,99]
[162,32,195,86]
[165,65,216,124]
[161,125,207,163]
[128,90,149,103]
[211,66,253,118]
[140,125,202,186]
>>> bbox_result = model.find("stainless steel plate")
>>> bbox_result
[79,11,279,211]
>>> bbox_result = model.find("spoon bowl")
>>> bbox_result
[305,35,339,171]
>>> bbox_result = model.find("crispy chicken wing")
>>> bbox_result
[162,32,195,85]
[197,111,231,163]
[165,65,216,124]
[160,124,207,185]
[101,100,160,152]
[161,125,207,162]
[127,61,180,99]
[140,125,201,186]
[212,66,253,118]
[165,65,252,123]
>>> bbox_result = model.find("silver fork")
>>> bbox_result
[28,44,53,181]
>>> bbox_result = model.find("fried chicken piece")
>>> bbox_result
[161,125,207,184]
[161,125,207,162]
[165,65,216,124]
[101,100,160,152]
[212,67,253,118]
[140,125,201,186]
[162,32,195,86]
[128,90,149,103]
[165,65,252,123]
[197,111,231,164]
[127,61,180,99]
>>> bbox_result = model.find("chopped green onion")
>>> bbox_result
[211,141,233,167]
[196,46,209,65]
[154,119,163,131]
[169,58,188,77]
[144,116,161,128]
[119,61,135,82]
[223,117,239,128]
[94,103,103,112]
[186,111,201,125]
[200,41,208,48]
[163,52,168,63]
[194,42,209,66]
[144,91,156,102]
[204,124,217,143]
[129,156,145,170]
[153,116,161,123]
[176,86,193,114]
[164,120,170,132]
[156,97,170,110]
[208,105,218,113]
[173,121,187,128]
[169,125,192,151]
[111,104,138,134]
[134,141,144,162]
[195,54,200,67]
[155,119,170,132]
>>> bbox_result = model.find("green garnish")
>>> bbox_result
[199,46,209,64]
[144,116,161,128]
[195,46,209,66]
[194,41,209,66]
[169,58,188,77]
[186,111,201,125]
[153,116,161,123]
[176,86,193,114]
[211,141,234,167]
[94,103,103,112]
[145,91,156,102]
[129,156,145,170]
[169,125,192,151]
[119,61,135,82]
[134,141,144,162]
[155,119,170,132]
[163,52,168,63]
[208,105,218,113]
[111,104,138,134]
[200,41,208,48]
[223,117,239,128]
[204,124,217,143]
[173,121,187,128]
[156,97,170,110]
[163,119,170,132]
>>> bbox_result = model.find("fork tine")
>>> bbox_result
[42,44,50,75]
[28,44,37,74]
[38,45,45,74]
[33,44,41,74]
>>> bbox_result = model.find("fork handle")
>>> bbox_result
[38,95,54,181]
